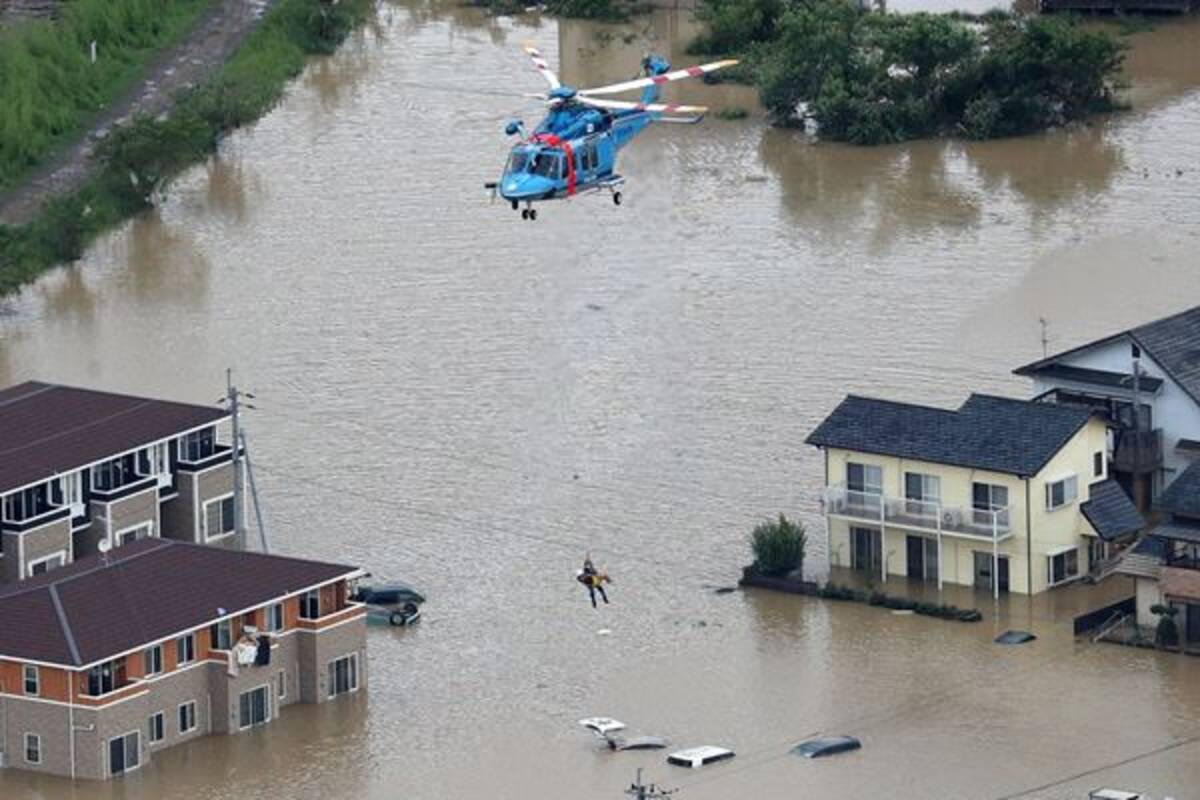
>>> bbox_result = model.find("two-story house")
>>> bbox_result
[806,394,1142,596]
[1122,461,1200,644]
[0,538,367,780]
[0,381,240,585]
[1014,304,1200,509]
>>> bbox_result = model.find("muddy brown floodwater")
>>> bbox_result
[2,2,1200,798]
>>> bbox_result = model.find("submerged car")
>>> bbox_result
[792,735,862,759]
[353,581,425,626]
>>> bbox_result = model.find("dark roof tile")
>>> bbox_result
[0,539,360,666]
[805,394,1094,477]
[1156,460,1200,519]
[0,381,228,494]
[1080,480,1144,542]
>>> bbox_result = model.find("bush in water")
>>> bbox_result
[750,514,808,578]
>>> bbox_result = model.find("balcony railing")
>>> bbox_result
[177,443,235,472]
[823,484,1013,541]
[90,474,158,503]
[1112,428,1163,474]
[0,504,71,533]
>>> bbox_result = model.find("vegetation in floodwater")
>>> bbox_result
[714,107,750,120]
[466,0,647,20]
[689,0,1126,144]
[0,0,214,191]
[0,0,374,297]
[749,514,807,578]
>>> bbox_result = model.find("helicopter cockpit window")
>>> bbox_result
[506,150,532,174]
[532,152,561,179]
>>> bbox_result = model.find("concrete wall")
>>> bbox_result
[0,517,72,584]
[824,418,1109,595]
[93,485,160,552]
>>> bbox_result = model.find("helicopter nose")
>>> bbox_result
[500,175,552,201]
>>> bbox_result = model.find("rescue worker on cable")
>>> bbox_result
[577,553,611,608]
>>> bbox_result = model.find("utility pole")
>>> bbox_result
[1039,317,1050,359]
[1130,353,1147,510]
[222,370,256,551]
[625,769,678,800]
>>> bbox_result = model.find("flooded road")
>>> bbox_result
[2,3,1200,798]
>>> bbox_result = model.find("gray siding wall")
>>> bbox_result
[0,517,72,585]
[159,473,196,543]
[1,697,71,777]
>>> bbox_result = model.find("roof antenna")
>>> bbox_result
[1038,317,1050,359]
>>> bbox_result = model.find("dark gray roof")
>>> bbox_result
[1132,535,1166,558]
[0,381,228,494]
[1156,460,1200,519]
[805,394,1095,477]
[0,539,360,666]
[1018,364,1163,393]
[1015,306,1200,406]
[1152,520,1200,546]
[1080,480,1144,542]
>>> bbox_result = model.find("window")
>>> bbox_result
[27,552,65,577]
[177,633,196,665]
[178,701,197,733]
[904,473,940,516]
[181,428,216,462]
[204,495,235,541]
[1046,475,1079,511]
[1049,548,1080,585]
[148,712,165,744]
[108,731,140,776]
[299,590,321,620]
[86,658,127,696]
[23,665,39,696]
[144,645,163,677]
[140,442,169,483]
[847,463,883,495]
[61,471,84,513]
[25,733,41,765]
[238,686,270,729]
[2,483,51,522]
[93,455,136,492]
[972,483,1010,528]
[1093,451,1104,478]
[277,670,287,700]
[328,654,359,698]
[268,602,285,633]
[117,522,153,547]
[211,618,233,650]
[531,152,561,179]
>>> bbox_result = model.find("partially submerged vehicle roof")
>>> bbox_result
[1089,791,1143,800]
[354,582,425,604]
[579,717,626,736]
[995,630,1036,645]
[612,735,668,751]
[792,735,862,759]
[667,746,734,768]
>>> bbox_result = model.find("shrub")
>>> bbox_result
[1151,604,1180,647]
[750,514,807,578]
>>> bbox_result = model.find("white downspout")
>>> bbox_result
[69,672,76,780]
[992,511,1000,600]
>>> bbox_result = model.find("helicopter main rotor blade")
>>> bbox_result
[577,96,708,115]
[577,59,738,97]
[522,43,561,90]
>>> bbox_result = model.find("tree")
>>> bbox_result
[1151,603,1179,648]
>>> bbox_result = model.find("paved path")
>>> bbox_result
[0,0,273,226]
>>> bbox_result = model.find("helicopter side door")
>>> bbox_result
[574,136,601,188]
[595,133,616,178]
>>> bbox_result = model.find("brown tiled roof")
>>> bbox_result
[0,381,228,495]
[1161,566,1200,603]
[0,539,361,666]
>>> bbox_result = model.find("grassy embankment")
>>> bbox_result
[689,0,1127,144]
[0,0,215,192]
[0,0,373,296]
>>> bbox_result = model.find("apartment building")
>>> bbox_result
[0,381,239,585]
[0,538,366,780]
[807,394,1143,596]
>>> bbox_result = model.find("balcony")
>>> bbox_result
[177,443,235,472]
[0,503,71,533]
[823,484,1013,541]
[91,474,158,503]
[1112,428,1163,474]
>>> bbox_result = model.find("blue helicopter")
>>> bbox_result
[485,45,737,221]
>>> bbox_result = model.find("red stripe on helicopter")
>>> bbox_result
[532,133,576,197]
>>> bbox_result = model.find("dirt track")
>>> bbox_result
[0,0,274,227]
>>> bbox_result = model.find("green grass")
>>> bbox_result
[0,0,375,297]
[0,0,215,191]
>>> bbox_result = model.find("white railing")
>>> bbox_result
[822,483,1012,541]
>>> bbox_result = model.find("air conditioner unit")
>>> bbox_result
[942,509,962,527]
